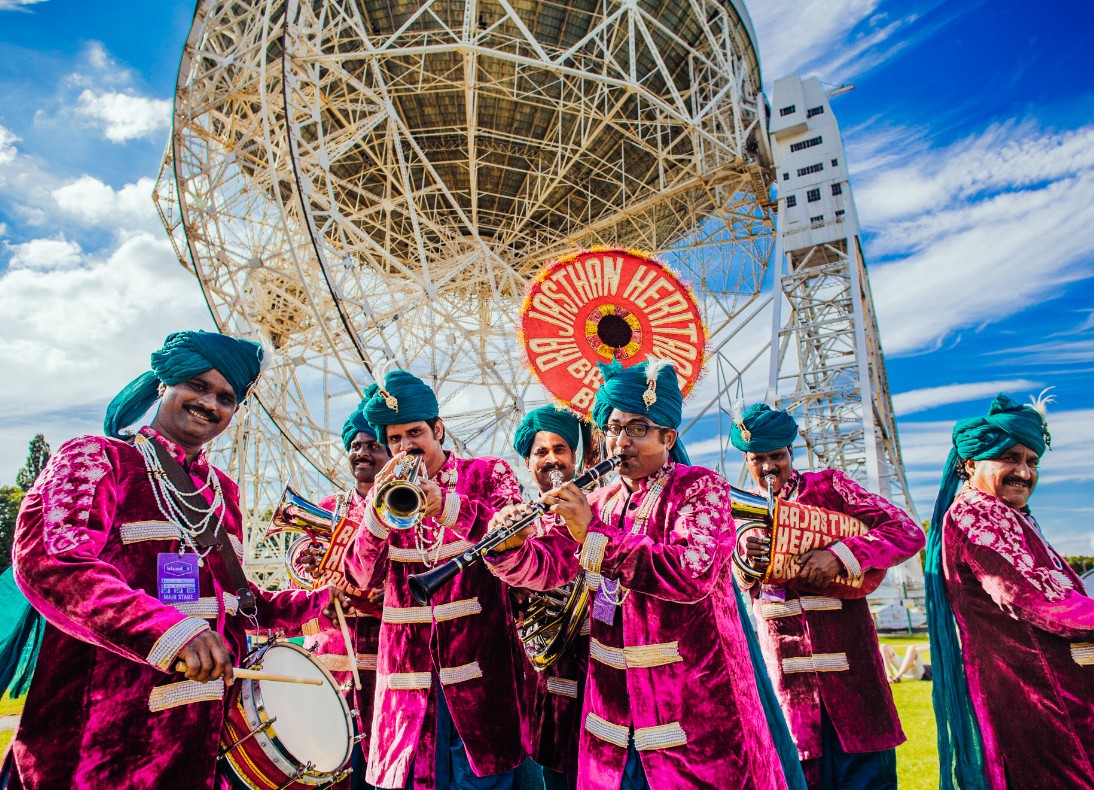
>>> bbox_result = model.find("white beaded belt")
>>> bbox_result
[782,652,850,674]
[387,662,483,690]
[440,661,483,685]
[590,638,682,670]
[120,520,177,543]
[760,596,843,620]
[319,653,379,672]
[119,521,244,559]
[580,617,591,637]
[1071,642,1094,666]
[172,592,240,619]
[585,713,687,751]
[388,672,432,690]
[389,541,473,564]
[148,679,225,712]
[382,598,482,624]
[546,677,579,698]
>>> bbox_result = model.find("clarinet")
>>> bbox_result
[407,455,622,604]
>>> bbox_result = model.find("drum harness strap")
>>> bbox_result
[145,437,260,622]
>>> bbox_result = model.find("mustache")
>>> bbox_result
[1003,476,1031,487]
[184,404,217,421]
[404,448,426,456]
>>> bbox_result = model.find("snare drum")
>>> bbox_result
[221,640,355,788]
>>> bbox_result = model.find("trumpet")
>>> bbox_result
[374,455,427,530]
[407,455,622,605]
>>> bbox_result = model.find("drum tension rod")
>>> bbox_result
[275,761,315,790]
[315,769,352,790]
[218,716,278,759]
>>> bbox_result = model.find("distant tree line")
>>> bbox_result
[1066,556,1094,577]
[0,434,51,572]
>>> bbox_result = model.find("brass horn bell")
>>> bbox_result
[269,485,341,589]
[374,456,427,530]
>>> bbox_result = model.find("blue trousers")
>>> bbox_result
[811,704,897,790]
[620,741,650,790]
[433,688,517,790]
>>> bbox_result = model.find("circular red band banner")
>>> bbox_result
[519,249,706,417]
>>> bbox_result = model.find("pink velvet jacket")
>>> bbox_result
[741,469,923,760]
[492,511,587,786]
[491,461,787,790]
[943,487,1094,788]
[4,428,325,790]
[309,491,383,775]
[343,453,527,789]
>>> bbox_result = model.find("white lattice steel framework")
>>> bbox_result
[155,0,777,583]
[764,75,921,609]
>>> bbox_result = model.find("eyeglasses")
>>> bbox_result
[601,422,668,438]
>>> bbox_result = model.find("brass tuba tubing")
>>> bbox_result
[407,455,622,605]
[268,485,337,540]
[729,476,777,581]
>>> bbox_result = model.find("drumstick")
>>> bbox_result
[334,597,362,691]
[174,662,323,686]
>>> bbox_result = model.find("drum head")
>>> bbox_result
[256,643,352,772]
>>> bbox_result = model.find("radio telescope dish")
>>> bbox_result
[156,0,775,582]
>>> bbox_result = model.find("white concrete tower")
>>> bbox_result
[767,74,923,614]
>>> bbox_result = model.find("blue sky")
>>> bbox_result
[1,0,1093,552]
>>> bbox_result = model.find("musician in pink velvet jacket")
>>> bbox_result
[2,332,329,790]
[343,370,528,790]
[299,412,392,790]
[489,360,791,790]
[732,404,924,790]
[489,405,592,790]
[926,394,1094,789]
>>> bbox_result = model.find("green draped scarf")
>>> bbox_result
[730,404,799,453]
[513,406,581,459]
[103,331,263,439]
[591,359,691,465]
[360,371,440,443]
[926,393,1050,790]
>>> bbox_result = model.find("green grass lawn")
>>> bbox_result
[0,693,25,755]
[879,636,937,790]
[0,644,943,783]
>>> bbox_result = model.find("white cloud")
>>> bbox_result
[892,379,1042,416]
[0,125,17,165]
[0,0,47,10]
[6,236,83,270]
[0,232,212,429]
[749,0,883,82]
[858,122,1094,355]
[51,175,160,232]
[75,89,170,143]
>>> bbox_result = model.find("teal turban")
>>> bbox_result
[513,406,581,459]
[104,330,264,439]
[925,394,1051,790]
[360,370,439,442]
[341,404,379,451]
[730,404,799,453]
[591,359,690,465]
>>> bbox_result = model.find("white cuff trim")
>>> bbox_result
[828,541,863,581]
[147,617,210,672]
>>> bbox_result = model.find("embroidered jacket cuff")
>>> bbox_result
[828,541,863,581]
[581,525,610,590]
[147,616,211,672]
[365,506,390,540]
[437,492,461,530]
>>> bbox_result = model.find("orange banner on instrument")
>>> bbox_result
[764,499,868,587]
[519,249,705,417]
